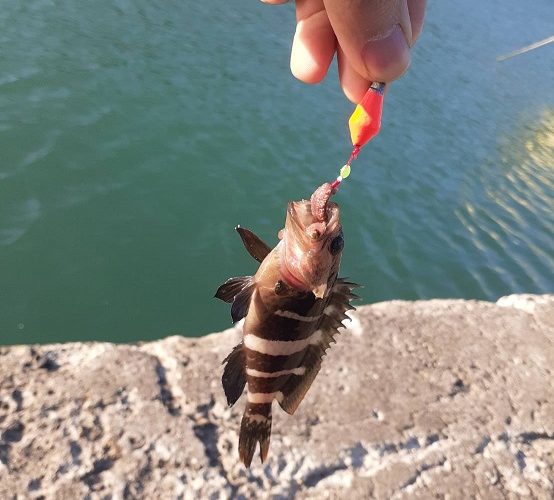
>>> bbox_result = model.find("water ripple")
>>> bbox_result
[464,109,554,293]
[1,0,552,343]
[0,67,40,87]
[0,198,42,246]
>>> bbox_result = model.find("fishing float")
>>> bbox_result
[330,81,386,191]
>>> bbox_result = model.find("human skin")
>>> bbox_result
[260,0,427,103]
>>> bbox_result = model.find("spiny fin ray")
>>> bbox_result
[279,278,359,415]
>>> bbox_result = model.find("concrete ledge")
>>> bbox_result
[1,295,553,498]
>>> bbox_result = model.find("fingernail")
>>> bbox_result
[361,24,411,83]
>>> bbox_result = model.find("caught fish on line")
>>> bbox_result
[215,183,359,466]
[214,81,385,466]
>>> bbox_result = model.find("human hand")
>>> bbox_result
[261,0,426,103]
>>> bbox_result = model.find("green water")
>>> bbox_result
[1,0,553,345]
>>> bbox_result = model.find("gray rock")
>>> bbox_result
[0,295,553,499]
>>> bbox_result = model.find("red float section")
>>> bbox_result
[348,82,385,148]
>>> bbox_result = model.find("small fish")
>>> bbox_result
[215,183,358,467]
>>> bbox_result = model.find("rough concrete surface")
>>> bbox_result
[0,295,553,499]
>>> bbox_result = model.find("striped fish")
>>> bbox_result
[215,184,358,467]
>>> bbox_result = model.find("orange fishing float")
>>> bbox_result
[330,81,385,190]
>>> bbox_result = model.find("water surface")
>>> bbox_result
[1,0,553,344]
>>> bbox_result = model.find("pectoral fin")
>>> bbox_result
[215,276,251,303]
[235,226,271,263]
[215,276,255,323]
[231,282,255,323]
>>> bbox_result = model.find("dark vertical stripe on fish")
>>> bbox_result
[246,373,302,394]
[244,346,314,372]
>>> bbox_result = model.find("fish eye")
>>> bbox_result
[274,280,287,295]
[330,233,344,255]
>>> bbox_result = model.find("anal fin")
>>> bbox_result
[222,342,246,407]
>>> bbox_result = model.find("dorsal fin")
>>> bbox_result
[235,226,271,263]
[278,278,359,415]
[221,342,246,407]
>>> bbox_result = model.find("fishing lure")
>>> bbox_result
[331,81,385,190]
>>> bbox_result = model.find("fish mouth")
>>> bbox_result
[281,200,340,292]
[286,200,340,240]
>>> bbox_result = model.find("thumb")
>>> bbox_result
[322,0,417,83]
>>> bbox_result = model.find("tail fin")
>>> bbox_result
[238,402,272,467]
